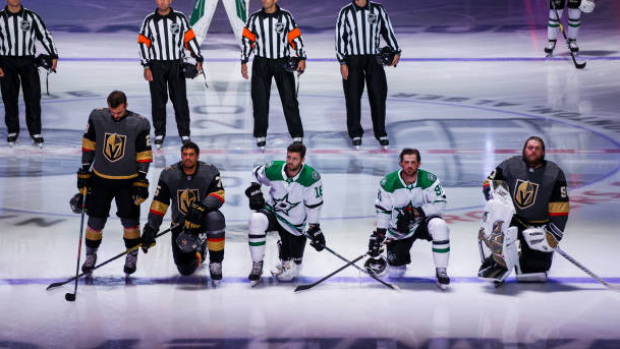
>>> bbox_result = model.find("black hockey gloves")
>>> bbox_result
[184,202,208,230]
[132,176,149,205]
[245,182,265,210]
[77,168,92,195]
[307,224,326,252]
[141,225,157,253]
[368,229,386,257]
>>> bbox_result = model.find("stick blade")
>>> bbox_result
[294,284,316,292]
[46,281,67,291]
[576,61,586,69]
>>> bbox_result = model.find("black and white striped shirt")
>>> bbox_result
[0,6,57,58]
[335,1,400,64]
[138,9,203,66]
[241,6,305,63]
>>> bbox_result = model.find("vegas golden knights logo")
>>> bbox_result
[103,133,127,162]
[513,179,539,210]
[177,189,200,215]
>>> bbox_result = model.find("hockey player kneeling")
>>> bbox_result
[244,143,325,285]
[141,142,226,286]
[371,148,451,290]
[479,136,570,286]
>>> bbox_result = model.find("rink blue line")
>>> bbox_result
[3,276,620,286]
[59,57,620,62]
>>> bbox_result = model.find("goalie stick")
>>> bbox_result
[556,246,620,291]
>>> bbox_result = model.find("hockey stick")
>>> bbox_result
[46,224,178,291]
[550,0,586,69]
[299,230,399,290]
[65,192,88,302]
[555,246,620,291]
[295,253,368,292]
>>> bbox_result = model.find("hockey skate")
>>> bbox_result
[352,137,362,150]
[81,252,97,275]
[209,262,222,286]
[124,250,138,275]
[568,39,579,53]
[271,259,298,282]
[544,40,556,56]
[292,137,303,145]
[154,135,164,150]
[248,260,264,287]
[181,135,191,145]
[32,135,44,148]
[256,137,266,151]
[7,134,17,148]
[378,137,389,151]
[516,271,548,283]
[436,268,450,290]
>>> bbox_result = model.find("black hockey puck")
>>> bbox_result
[65,293,76,302]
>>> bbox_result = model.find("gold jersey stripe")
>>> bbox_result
[210,190,225,202]
[93,168,138,180]
[549,202,570,214]
[82,138,96,151]
[136,150,153,162]
[150,200,169,215]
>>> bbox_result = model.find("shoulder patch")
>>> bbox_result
[427,173,437,182]
[380,177,388,186]
[266,161,274,168]
[311,171,320,181]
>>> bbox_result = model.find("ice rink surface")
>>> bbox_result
[1,0,620,348]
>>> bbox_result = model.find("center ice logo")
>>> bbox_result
[103,133,126,162]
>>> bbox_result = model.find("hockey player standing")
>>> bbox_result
[545,0,595,55]
[368,148,451,290]
[240,0,306,149]
[138,0,203,149]
[0,0,58,147]
[77,91,152,276]
[478,136,570,285]
[335,0,400,149]
[244,143,325,284]
[141,142,226,285]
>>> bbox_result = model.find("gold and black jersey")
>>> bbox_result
[147,161,225,230]
[82,108,152,180]
[483,156,570,231]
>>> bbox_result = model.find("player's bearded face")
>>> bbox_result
[523,140,545,167]
[182,149,198,170]
[400,154,420,177]
[286,151,304,174]
[108,104,127,121]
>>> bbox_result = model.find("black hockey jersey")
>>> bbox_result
[82,108,152,180]
[147,161,225,230]
[483,156,570,231]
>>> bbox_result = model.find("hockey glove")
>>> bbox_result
[184,202,208,230]
[396,207,414,234]
[245,182,265,210]
[132,177,149,205]
[141,225,158,253]
[368,229,386,257]
[77,168,92,195]
[307,224,326,252]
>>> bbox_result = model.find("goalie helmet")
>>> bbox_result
[376,46,396,66]
[69,193,84,214]
[183,62,199,79]
[35,54,53,71]
[284,56,300,73]
[579,0,595,13]
[364,256,388,278]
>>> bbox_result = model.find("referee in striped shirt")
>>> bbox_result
[0,0,57,147]
[241,0,305,149]
[336,0,400,149]
[138,0,203,149]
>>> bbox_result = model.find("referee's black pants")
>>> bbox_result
[251,56,303,139]
[0,56,42,138]
[342,55,388,141]
[148,60,190,139]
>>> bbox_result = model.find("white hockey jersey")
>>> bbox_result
[375,169,447,240]
[253,161,323,236]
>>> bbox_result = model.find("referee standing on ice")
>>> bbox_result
[335,0,400,149]
[0,0,58,147]
[240,0,305,149]
[138,0,203,149]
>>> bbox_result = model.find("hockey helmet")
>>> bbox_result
[284,56,300,73]
[176,229,205,253]
[183,62,199,79]
[69,193,84,214]
[376,46,396,66]
[35,54,53,71]
[364,256,388,278]
[579,0,595,13]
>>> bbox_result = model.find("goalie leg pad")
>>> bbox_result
[478,198,518,282]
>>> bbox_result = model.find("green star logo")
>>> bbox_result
[273,193,300,215]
